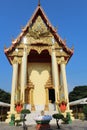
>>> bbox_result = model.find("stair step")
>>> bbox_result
[25,111,58,125]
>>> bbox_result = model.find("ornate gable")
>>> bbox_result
[25,16,52,45]
[4,4,73,64]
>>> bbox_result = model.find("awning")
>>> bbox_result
[0,101,10,107]
[69,98,87,106]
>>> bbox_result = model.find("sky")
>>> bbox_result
[0,0,87,93]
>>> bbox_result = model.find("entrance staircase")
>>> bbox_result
[25,111,58,125]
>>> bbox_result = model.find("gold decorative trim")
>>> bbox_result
[57,57,67,64]
[27,45,52,55]
[11,57,22,65]
[27,16,51,39]
[12,57,18,64]
[45,76,54,89]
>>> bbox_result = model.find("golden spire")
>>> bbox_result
[4,44,7,49]
[38,0,40,6]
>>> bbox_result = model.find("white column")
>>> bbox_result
[51,46,59,105]
[60,57,69,110]
[21,46,27,103]
[10,61,18,113]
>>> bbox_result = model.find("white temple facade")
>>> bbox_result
[4,3,73,116]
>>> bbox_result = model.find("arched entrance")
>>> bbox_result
[28,49,51,62]
[27,49,52,110]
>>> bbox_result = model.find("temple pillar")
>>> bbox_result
[10,59,18,113]
[25,88,29,104]
[17,88,20,102]
[60,57,69,110]
[21,46,27,103]
[45,88,49,111]
[51,45,59,110]
[30,88,35,111]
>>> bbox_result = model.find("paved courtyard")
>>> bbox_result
[0,120,87,130]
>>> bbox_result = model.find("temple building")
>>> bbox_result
[4,3,73,114]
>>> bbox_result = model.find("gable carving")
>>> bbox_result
[25,16,53,45]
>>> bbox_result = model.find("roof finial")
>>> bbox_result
[4,44,7,49]
[38,0,40,6]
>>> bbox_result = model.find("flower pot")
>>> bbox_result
[36,123,50,130]
[35,115,52,130]
[36,120,50,130]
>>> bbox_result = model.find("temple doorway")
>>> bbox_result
[28,50,52,110]
[49,89,55,110]
[49,89,55,103]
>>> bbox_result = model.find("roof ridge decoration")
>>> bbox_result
[4,3,74,57]
[38,0,40,6]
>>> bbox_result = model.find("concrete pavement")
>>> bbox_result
[0,120,87,130]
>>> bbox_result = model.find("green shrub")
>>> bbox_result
[21,109,31,114]
[52,113,64,119]
[52,113,64,129]
[83,105,87,120]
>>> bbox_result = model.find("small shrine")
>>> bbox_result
[4,2,73,117]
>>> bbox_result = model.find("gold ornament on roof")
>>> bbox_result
[27,16,51,39]
[27,28,50,39]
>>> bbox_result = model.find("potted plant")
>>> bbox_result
[52,113,64,129]
[9,114,15,126]
[15,109,31,127]
[63,112,72,124]
[34,111,52,130]
[21,109,31,124]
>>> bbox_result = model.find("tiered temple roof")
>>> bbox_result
[4,3,73,63]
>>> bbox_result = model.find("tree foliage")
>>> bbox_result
[0,88,11,103]
[69,86,87,102]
